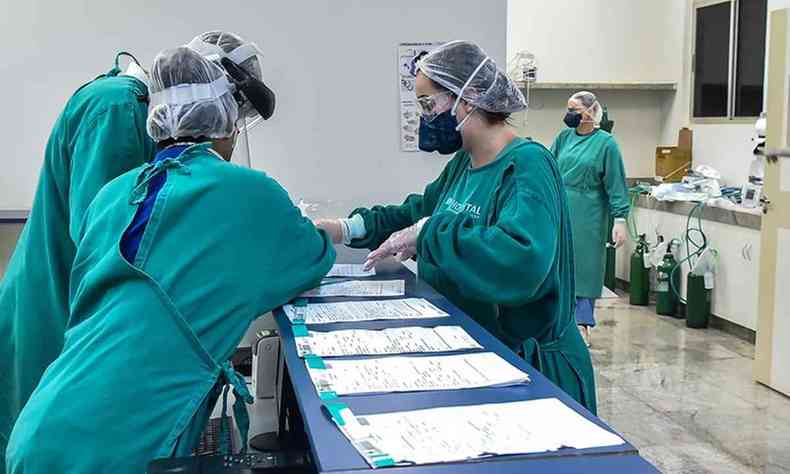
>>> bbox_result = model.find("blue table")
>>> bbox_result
[272,251,657,473]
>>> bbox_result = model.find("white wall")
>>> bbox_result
[508,0,687,178]
[507,0,684,83]
[0,0,507,212]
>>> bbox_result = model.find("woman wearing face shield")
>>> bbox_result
[5,45,334,474]
[315,41,595,414]
[551,92,630,347]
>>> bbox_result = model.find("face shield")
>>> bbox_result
[188,33,278,168]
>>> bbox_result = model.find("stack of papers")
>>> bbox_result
[283,298,448,324]
[295,326,481,357]
[301,280,405,298]
[325,264,376,278]
[307,352,529,396]
[333,398,625,467]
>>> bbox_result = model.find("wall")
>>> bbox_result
[508,0,687,178]
[0,0,507,212]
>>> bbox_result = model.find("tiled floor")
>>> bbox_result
[592,295,790,474]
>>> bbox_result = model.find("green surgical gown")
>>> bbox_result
[349,138,596,414]
[551,129,630,298]
[6,143,335,474]
[0,65,154,470]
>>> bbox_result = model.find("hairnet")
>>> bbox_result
[571,90,603,126]
[146,46,239,141]
[187,31,264,120]
[416,40,526,114]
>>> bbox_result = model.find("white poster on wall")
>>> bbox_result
[398,42,444,152]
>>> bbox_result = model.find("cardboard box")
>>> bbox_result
[656,128,693,182]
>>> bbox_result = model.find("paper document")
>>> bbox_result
[326,264,376,278]
[296,326,481,357]
[283,298,448,324]
[332,398,625,467]
[301,280,404,298]
[307,352,529,396]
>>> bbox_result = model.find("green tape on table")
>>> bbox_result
[292,324,309,337]
[305,354,326,369]
[324,402,349,426]
[372,456,396,468]
[319,391,338,400]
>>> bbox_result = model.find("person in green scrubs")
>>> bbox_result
[316,41,596,414]
[551,91,630,347]
[0,53,155,471]
[6,45,335,474]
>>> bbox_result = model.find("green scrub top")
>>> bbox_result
[0,65,154,470]
[349,138,596,414]
[551,128,630,299]
[5,144,336,474]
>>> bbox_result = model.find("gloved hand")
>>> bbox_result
[313,219,344,244]
[364,217,428,271]
[612,220,628,248]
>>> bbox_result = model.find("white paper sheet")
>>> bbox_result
[307,352,529,396]
[283,298,447,324]
[295,326,481,357]
[325,264,376,278]
[301,280,405,298]
[333,398,625,467]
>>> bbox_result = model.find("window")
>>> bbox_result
[692,0,767,120]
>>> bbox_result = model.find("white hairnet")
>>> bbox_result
[187,31,264,120]
[146,46,239,142]
[571,91,603,126]
[416,40,526,114]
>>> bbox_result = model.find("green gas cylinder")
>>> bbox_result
[686,273,712,328]
[629,234,650,306]
[656,245,681,317]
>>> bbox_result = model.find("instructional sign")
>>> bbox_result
[398,42,444,152]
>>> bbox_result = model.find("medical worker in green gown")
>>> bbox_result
[315,41,596,414]
[6,40,335,474]
[551,91,630,347]
[0,52,155,470]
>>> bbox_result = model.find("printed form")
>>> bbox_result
[307,352,529,396]
[295,326,481,357]
[325,264,376,278]
[301,280,405,298]
[283,298,448,324]
[333,398,625,467]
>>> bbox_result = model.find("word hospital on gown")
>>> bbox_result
[443,197,482,218]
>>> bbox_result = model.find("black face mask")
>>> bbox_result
[418,110,463,155]
[563,110,582,128]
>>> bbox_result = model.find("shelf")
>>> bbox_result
[520,81,678,91]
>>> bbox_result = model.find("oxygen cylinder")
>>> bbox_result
[686,273,712,328]
[656,245,681,317]
[629,234,650,306]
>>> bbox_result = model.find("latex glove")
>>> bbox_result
[313,218,344,244]
[612,220,628,248]
[364,217,428,271]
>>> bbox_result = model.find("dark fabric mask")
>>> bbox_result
[418,110,463,155]
[564,111,582,128]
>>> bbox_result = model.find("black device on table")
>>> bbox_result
[148,450,312,473]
